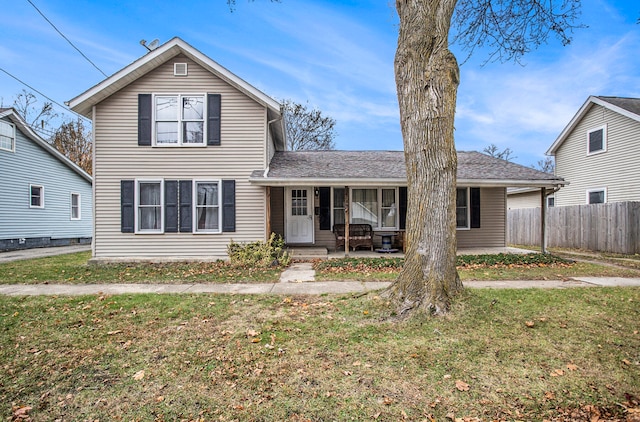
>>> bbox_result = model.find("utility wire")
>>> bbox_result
[0,66,90,123]
[25,0,108,78]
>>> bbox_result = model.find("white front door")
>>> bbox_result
[286,187,314,244]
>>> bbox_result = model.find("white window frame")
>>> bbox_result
[70,193,81,220]
[0,120,15,152]
[193,180,222,234]
[332,187,345,228]
[330,187,399,230]
[152,93,207,147]
[29,184,44,208]
[586,188,607,204]
[587,125,607,156]
[456,187,470,230]
[135,179,164,234]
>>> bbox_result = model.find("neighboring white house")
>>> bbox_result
[546,96,640,206]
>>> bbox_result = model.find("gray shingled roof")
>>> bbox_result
[596,96,640,117]
[249,150,564,187]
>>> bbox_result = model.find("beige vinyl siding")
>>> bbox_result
[93,54,267,259]
[458,187,506,248]
[507,190,542,209]
[555,104,640,206]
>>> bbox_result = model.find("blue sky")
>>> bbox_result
[1,0,639,167]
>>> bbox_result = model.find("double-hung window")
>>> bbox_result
[333,188,345,226]
[0,120,15,152]
[137,180,163,232]
[154,95,205,146]
[30,185,44,208]
[352,188,378,226]
[194,181,221,233]
[71,193,81,220]
[456,188,470,229]
[587,125,606,155]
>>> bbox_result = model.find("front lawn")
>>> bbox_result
[0,252,281,284]
[1,288,639,420]
[314,253,640,281]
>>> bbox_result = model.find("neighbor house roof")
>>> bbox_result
[67,37,285,149]
[249,150,565,188]
[0,108,92,183]
[546,96,640,155]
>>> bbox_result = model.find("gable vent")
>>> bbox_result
[174,63,188,76]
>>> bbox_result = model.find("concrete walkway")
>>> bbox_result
[0,244,91,263]
[0,277,639,297]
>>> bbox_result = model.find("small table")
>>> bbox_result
[374,233,399,253]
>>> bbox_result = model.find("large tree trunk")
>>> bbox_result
[389,0,463,316]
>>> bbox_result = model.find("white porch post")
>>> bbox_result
[344,186,350,257]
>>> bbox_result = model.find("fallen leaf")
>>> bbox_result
[246,329,260,337]
[525,321,535,328]
[545,391,556,400]
[455,380,470,391]
[251,337,261,343]
[566,363,578,371]
[133,370,145,380]
[107,330,122,335]
[12,405,32,420]
[550,369,565,377]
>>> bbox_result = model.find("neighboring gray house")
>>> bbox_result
[547,96,640,206]
[68,37,564,261]
[0,108,92,251]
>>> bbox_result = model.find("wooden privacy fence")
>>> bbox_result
[508,201,640,254]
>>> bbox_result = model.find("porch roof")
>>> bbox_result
[249,150,566,188]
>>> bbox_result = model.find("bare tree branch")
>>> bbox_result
[282,100,336,151]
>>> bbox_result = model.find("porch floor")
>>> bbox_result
[287,246,535,260]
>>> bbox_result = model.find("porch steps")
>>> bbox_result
[287,247,329,260]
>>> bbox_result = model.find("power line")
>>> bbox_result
[0,66,90,123]
[25,0,108,78]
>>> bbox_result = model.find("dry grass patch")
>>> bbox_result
[2,288,639,421]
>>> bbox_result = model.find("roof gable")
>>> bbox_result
[0,108,92,183]
[547,96,640,155]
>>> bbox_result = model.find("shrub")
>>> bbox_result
[227,233,291,267]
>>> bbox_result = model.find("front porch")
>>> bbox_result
[288,246,536,260]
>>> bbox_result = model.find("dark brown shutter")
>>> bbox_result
[165,180,178,232]
[138,94,152,146]
[470,187,481,229]
[399,187,407,230]
[179,180,192,233]
[318,187,331,230]
[121,180,135,233]
[207,94,221,146]
[222,180,235,232]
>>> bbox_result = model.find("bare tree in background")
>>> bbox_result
[12,90,57,136]
[531,157,555,174]
[282,100,336,151]
[51,119,93,175]
[483,144,516,162]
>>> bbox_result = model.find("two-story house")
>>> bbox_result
[546,96,640,206]
[69,38,564,261]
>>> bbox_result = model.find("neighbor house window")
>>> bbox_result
[456,188,469,229]
[70,193,81,220]
[0,120,15,152]
[154,95,205,146]
[194,181,221,233]
[30,185,44,208]
[136,180,163,232]
[587,125,606,155]
[547,196,555,208]
[587,188,606,204]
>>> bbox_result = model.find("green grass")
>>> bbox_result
[1,288,639,420]
[314,253,640,281]
[0,252,281,284]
